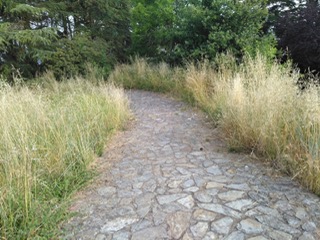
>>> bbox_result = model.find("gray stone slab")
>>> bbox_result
[226,183,250,191]
[302,221,317,232]
[190,222,209,238]
[211,217,233,235]
[206,166,222,175]
[268,229,293,240]
[218,190,245,201]
[237,218,263,234]
[255,215,301,235]
[193,209,217,221]
[167,211,191,239]
[199,203,242,219]
[194,191,213,203]
[177,195,195,209]
[131,226,167,240]
[112,231,130,240]
[97,187,117,197]
[157,193,188,205]
[224,231,245,240]
[298,232,316,240]
[226,199,254,211]
[101,217,139,233]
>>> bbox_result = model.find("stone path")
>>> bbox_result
[62,90,320,240]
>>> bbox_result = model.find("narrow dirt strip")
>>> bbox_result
[62,90,320,240]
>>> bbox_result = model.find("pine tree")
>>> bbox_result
[0,0,57,78]
[0,0,131,79]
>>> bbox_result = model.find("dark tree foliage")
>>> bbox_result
[0,0,131,80]
[264,0,297,33]
[274,1,320,73]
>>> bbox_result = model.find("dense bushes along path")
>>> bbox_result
[63,90,320,239]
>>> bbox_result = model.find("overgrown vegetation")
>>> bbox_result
[2,0,320,236]
[110,55,320,195]
[0,73,129,238]
[109,58,191,100]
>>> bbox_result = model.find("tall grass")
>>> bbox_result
[109,57,194,103]
[186,55,320,193]
[0,73,129,238]
[110,55,320,195]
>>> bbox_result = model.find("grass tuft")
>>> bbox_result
[0,73,129,238]
[109,57,194,103]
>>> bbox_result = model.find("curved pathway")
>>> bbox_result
[63,90,320,240]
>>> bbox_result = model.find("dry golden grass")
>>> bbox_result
[186,54,320,194]
[109,57,193,102]
[111,54,320,195]
[0,73,129,238]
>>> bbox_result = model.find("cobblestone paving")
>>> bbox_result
[63,90,320,240]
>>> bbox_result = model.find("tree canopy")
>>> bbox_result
[131,0,276,64]
[0,0,319,78]
[0,0,131,79]
[274,1,320,73]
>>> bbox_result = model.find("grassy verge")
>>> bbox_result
[0,73,129,239]
[110,55,320,195]
[109,57,194,103]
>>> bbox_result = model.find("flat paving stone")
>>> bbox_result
[198,203,242,219]
[237,218,263,234]
[211,217,233,235]
[182,179,195,188]
[226,199,254,211]
[156,193,187,205]
[202,231,218,240]
[206,166,223,175]
[167,211,191,239]
[226,183,251,191]
[100,217,139,233]
[190,222,208,238]
[218,190,245,201]
[193,209,217,221]
[62,90,320,239]
[131,226,167,240]
[177,195,194,209]
[224,231,245,240]
[268,229,293,240]
[194,191,212,203]
[206,181,226,189]
[299,232,316,240]
[112,231,130,240]
[247,236,268,240]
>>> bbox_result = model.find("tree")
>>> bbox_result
[130,0,175,59]
[0,0,131,79]
[274,1,320,73]
[130,0,276,64]
[0,1,57,78]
